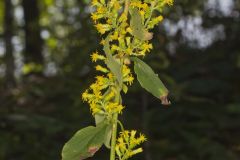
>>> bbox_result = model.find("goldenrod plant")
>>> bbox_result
[61,0,173,160]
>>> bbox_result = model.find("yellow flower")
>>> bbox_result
[111,44,120,51]
[91,0,99,6]
[96,75,105,84]
[148,15,164,28]
[115,104,124,114]
[106,18,113,25]
[116,130,147,159]
[119,14,127,23]
[165,0,174,6]
[91,51,105,62]
[126,27,132,34]
[95,24,111,34]
[130,1,149,10]
[140,10,145,18]
[91,13,99,23]
[105,90,115,101]
[139,134,147,142]
[90,83,98,91]
[130,1,142,8]
[105,102,124,114]
[126,48,132,55]
[90,103,102,115]
[122,65,131,77]
[110,31,119,40]
[125,74,134,85]
[117,137,126,149]
[141,3,148,10]
[107,73,114,79]
[82,90,93,101]
[93,90,103,100]
[96,6,107,14]
[142,43,153,53]
[155,15,164,22]
[130,130,137,139]
[95,65,109,73]
[113,1,121,10]
[129,148,143,157]
[100,39,105,45]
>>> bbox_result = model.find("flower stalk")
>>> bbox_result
[110,86,121,160]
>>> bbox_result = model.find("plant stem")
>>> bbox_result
[123,0,129,16]
[144,1,156,28]
[110,1,129,160]
[110,112,118,160]
[110,87,121,160]
[117,120,125,132]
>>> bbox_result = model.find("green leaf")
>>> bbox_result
[94,113,105,125]
[122,84,128,94]
[130,8,153,41]
[132,57,170,105]
[62,122,110,160]
[103,125,112,148]
[103,35,122,86]
[94,114,112,148]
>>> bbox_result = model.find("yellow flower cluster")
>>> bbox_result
[91,0,123,32]
[82,73,123,115]
[82,50,134,116]
[122,65,134,85]
[90,0,174,59]
[116,130,147,160]
[91,0,167,57]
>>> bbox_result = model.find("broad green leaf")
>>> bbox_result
[104,125,112,148]
[130,8,153,41]
[62,122,110,160]
[94,114,112,148]
[103,35,122,86]
[94,113,105,125]
[132,57,170,105]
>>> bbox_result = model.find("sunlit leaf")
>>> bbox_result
[132,57,170,105]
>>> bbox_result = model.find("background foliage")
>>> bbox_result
[0,0,240,160]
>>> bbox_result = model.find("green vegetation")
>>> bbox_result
[0,0,240,160]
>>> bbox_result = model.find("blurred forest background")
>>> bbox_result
[0,0,240,160]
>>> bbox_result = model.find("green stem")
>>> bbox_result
[110,112,118,160]
[123,0,129,16]
[144,1,156,28]
[117,120,125,132]
[110,87,121,160]
[110,1,129,160]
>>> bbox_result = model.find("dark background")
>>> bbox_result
[0,0,240,160]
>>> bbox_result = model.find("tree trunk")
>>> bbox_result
[4,0,15,88]
[22,0,43,74]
